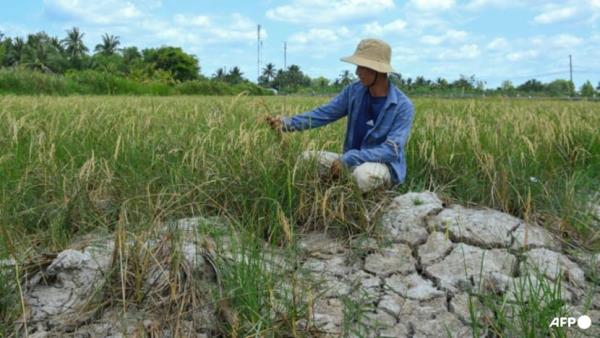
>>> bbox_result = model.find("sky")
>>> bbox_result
[1,0,599,89]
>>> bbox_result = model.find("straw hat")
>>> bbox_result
[341,38,394,73]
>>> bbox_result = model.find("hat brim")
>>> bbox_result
[340,55,394,73]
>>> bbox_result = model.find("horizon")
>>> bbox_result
[1,0,599,89]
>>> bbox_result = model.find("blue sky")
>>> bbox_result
[1,0,599,88]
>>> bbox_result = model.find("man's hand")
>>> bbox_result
[330,159,343,179]
[266,115,284,132]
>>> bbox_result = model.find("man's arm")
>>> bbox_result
[281,85,350,132]
[340,102,414,166]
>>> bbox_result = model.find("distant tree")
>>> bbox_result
[212,67,227,81]
[287,64,311,87]
[309,76,330,94]
[121,46,141,64]
[225,66,244,84]
[5,37,25,66]
[517,79,545,92]
[257,75,269,86]
[596,81,600,92]
[261,62,276,83]
[546,79,574,97]
[274,69,286,89]
[414,76,429,88]
[452,74,475,91]
[501,80,514,91]
[272,65,310,91]
[500,80,516,96]
[312,76,329,88]
[389,73,405,88]
[476,80,486,91]
[338,70,354,86]
[0,32,6,66]
[435,77,448,89]
[580,80,595,97]
[20,32,66,73]
[95,33,120,55]
[143,46,200,81]
[61,27,88,60]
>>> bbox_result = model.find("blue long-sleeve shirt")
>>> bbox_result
[281,81,414,184]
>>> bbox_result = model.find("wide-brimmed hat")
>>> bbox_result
[341,38,394,73]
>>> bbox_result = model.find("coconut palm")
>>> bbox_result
[21,32,63,73]
[226,66,244,84]
[261,63,276,82]
[61,27,88,59]
[212,67,226,81]
[339,70,354,86]
[121,46,141,63]
[21,41,60,73]
[95,33,120,55]
[6,37,25,66]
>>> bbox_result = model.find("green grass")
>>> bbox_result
[467,268,571,337]
[0,94,599,335]
[0,69,272,96]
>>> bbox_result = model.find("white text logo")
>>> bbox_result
[549,315,591,329]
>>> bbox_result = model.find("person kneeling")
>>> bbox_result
[266,38,414,193]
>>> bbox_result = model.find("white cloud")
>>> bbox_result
[174,14,211,27]
[506,50,538,61]
[173,13,268,44]
[487,37,509,50]
[266,0,395,24]
[290,28,340,44]
[530,36,544,46]
[446,30,467,40]
[459,44,480,58]
[552,34,583,47]
[534,6,577,24]
[466,0,507,10]
[363,19,407,36]
[410,0,455,11]
[421,29,467,45]
[438,44,480,60]
[421,35,444,45]
[43,0,149,24]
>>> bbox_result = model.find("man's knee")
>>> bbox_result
[351,162,391,192]
[298,150,340,176]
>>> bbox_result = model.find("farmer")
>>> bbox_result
[266,38,414,192]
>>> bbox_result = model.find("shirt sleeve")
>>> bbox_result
[281,85,350,132]
[340,101,414,167]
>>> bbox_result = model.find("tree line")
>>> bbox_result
[0,28,598,97]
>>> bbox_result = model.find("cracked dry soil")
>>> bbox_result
[15,191,600,337]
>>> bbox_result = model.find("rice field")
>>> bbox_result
[0,94,599,335]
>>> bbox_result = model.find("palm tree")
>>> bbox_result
[212,67,226,81]
[226,66,244,84]
[121,46,141,63]
[95,33,120,55]
[7,37,25,66]
[22,42,60,73]
[261,63,276,82]
[339,70,354,86]
[21,32,64,73]
[61,27,88,59]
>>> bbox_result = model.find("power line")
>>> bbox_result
[509,70,567,80]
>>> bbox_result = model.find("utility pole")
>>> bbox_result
[284,41,287,69]
[569,54,573,97]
